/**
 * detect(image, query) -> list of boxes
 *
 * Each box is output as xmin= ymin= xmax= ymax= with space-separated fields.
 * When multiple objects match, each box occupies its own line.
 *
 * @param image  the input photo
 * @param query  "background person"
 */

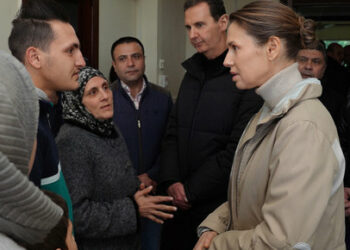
xmin=338 ymin=45 xmax=350 ymax=250
xmin=110 ymin=36 xmax=173 ymax=250
xmin=297 ymin=40 xmax=326 ymax=80
xmin=344 ymin=45 xmax=350 ymax=72
xmin=195 ymin=1 xmax=345 ymax=249
xmin=322 ymin=42 xmax=350 ymax=120
xmin=328 ymin=42 xmax=345 ymax=65
xmin=296 ymin=40 xmax=343 ymax=128
xmin=56 ymin=66 xmax=176 ymax=250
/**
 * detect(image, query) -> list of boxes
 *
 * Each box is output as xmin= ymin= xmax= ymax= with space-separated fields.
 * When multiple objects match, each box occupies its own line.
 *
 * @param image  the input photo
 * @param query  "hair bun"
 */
xmin=298 ymin=16 xmax=316 ymax=49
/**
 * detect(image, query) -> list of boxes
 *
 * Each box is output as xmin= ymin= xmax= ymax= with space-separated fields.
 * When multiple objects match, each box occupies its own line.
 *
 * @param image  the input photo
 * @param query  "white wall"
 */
xmin=99 ymin=0 xmax=136 ymax=78
xmin=99 ymin=0 xmax=187 ymax=98
xmin=158 ymin=0 xmax=186 ymax=98
xmin=99 ymin=0 xmax=161 ymax=86
xmin=0 ymin=0 xmax=21 ymax=52
xmin=135 ymin=0 xmax=159 ymax=84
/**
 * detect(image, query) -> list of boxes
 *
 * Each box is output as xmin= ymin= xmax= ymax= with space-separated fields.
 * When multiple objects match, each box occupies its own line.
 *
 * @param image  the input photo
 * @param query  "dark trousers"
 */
xmin=141 ymin=218 xmax=161 ymax=250
xmin=346 ymin=218 xmax=350 ymax=250
xmin=160 ymin=210 xmax=199 ymax=250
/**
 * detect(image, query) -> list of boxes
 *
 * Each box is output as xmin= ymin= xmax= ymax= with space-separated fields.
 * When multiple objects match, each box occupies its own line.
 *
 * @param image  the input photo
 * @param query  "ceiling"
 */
xmin=284 ymin=0 xmax=350 ymax=39
xmin=291 ymin=0 xmax=350 ymax=21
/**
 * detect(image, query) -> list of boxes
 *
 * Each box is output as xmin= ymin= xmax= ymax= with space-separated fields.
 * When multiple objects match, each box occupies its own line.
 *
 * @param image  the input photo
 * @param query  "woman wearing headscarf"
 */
xmin=56 ymin=66 xmax=176 ymax=250
xmin=0 ymin=51 xmax=63 ymax=248
xmin=194 ymin=1 xmax=345 ymax=250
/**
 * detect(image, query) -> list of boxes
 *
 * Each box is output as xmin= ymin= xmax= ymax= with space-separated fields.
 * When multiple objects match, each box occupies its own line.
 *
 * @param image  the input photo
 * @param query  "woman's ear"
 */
xmin=265 ymin=36 xmax=281 ymax=61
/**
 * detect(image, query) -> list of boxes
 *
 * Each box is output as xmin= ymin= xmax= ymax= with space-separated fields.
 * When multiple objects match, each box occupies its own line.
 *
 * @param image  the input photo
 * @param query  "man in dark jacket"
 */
xmin=324 ymin=43 xmax=349 ymax=106
xmin=158 ymin=1 xmax=263 ymax=249
xmin=8 ymin=0 xmax=86 ymax=223
xmin=110 ymin=36 xmax=173 ymax=250
xmin=296 ymin=41 xmax=337 ymax=124
xmin=345 ymin=45 xmax=350 ymax=73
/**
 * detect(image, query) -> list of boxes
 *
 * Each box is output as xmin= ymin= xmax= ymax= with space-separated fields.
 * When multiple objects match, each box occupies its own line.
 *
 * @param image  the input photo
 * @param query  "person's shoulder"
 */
xmin=182 ymin=52 xmax=204 ymax=71
xmin=56 ymin=123 xmax=93 ymax=145
xmin=148 ymin=82 xmax=171 ymax=97
xmin=281 ymin=98 xmax=337 ymax=139
xmin=110 ymin=79 xmax=120 ymax=92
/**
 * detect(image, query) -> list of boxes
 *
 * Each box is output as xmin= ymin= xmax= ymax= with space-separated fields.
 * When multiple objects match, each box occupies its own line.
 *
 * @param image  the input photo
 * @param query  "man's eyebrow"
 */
xmin=227 ymin=41 xmax=235 ymax=46
xmin=65 ymin=42 xmax=80 ymax=50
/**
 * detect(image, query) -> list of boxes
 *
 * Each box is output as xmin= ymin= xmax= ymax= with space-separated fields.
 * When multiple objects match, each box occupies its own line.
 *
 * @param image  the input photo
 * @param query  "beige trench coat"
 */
xmin=200 ymin=64 xmax=346 ymax=250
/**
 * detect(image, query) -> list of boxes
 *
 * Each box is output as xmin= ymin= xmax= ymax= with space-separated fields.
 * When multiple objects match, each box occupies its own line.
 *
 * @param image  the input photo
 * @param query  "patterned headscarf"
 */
xmin=62 ymin=66 xmax=117 ymax=137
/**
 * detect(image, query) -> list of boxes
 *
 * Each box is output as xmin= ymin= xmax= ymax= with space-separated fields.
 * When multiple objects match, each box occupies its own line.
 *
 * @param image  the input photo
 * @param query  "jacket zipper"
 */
xmin=47 ymin=113 xmax=51 ymax=129
xmin=120 ymin=84 xmax=146 ymax=175
xmin=136 ymin=108 xmax=144 ymax=174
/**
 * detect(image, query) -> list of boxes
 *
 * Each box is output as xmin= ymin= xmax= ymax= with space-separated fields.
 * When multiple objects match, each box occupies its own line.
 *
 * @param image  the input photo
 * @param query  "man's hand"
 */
xmin=193 ymin=231 xmax=217 ymax=250
xmin=134 ymin=185 xmax=177 ymax=224
xmin=167 ymin=182 xmax=191 ymax=210
xmin=138 ymin=173 xmax=157 ymax=193
xmin=344 ymin=187 xmax=350 ymax=217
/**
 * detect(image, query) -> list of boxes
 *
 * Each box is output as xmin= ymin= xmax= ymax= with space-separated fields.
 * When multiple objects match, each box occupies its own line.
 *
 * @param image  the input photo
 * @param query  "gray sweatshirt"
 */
xmin=0 ymin=51 xmax=62 ymax=245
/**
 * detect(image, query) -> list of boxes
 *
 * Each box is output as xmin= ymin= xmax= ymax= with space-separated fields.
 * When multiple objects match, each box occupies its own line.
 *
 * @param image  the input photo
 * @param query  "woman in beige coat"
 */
xmin=194 ymin=1 xmax=345 ymax=249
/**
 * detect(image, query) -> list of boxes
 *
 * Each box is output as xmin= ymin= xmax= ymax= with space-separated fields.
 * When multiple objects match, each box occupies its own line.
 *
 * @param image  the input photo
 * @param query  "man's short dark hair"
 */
xmin=17 ymin=0 xmax=68 ymax=21
xmin=327 ymin=42 xmax=343 ymax=54
xmin=303 ymin=40 xmax=327 ymax=62
xmin=8 ymin=0 xmax=69 ymax=63
xmin=110 ymin=36 xmax=145 ymax=61
xmin=184 ymin=0 xmax=226 ymax=21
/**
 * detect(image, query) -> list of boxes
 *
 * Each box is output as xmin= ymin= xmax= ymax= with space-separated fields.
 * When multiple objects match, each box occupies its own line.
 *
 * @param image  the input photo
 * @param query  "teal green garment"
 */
xmin=41 ymin=170 xmax=74 ymax=224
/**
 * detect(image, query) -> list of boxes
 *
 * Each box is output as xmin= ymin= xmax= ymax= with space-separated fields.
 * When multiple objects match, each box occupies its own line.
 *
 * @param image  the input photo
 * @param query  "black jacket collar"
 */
xmin=182 ymin=50 xmax=229 ymax=81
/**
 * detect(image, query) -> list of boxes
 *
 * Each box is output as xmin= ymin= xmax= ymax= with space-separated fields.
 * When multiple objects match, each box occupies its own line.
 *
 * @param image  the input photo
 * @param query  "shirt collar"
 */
xmin=120 ymin=78 xmax=147 ymax=109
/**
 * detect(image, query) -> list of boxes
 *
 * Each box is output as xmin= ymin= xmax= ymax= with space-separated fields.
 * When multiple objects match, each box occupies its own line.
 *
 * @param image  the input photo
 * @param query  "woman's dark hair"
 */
xmin=25 ymin=190 xmax=69 ymax=250
xmin=229 ymin=0 xmax=316 ymax=59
